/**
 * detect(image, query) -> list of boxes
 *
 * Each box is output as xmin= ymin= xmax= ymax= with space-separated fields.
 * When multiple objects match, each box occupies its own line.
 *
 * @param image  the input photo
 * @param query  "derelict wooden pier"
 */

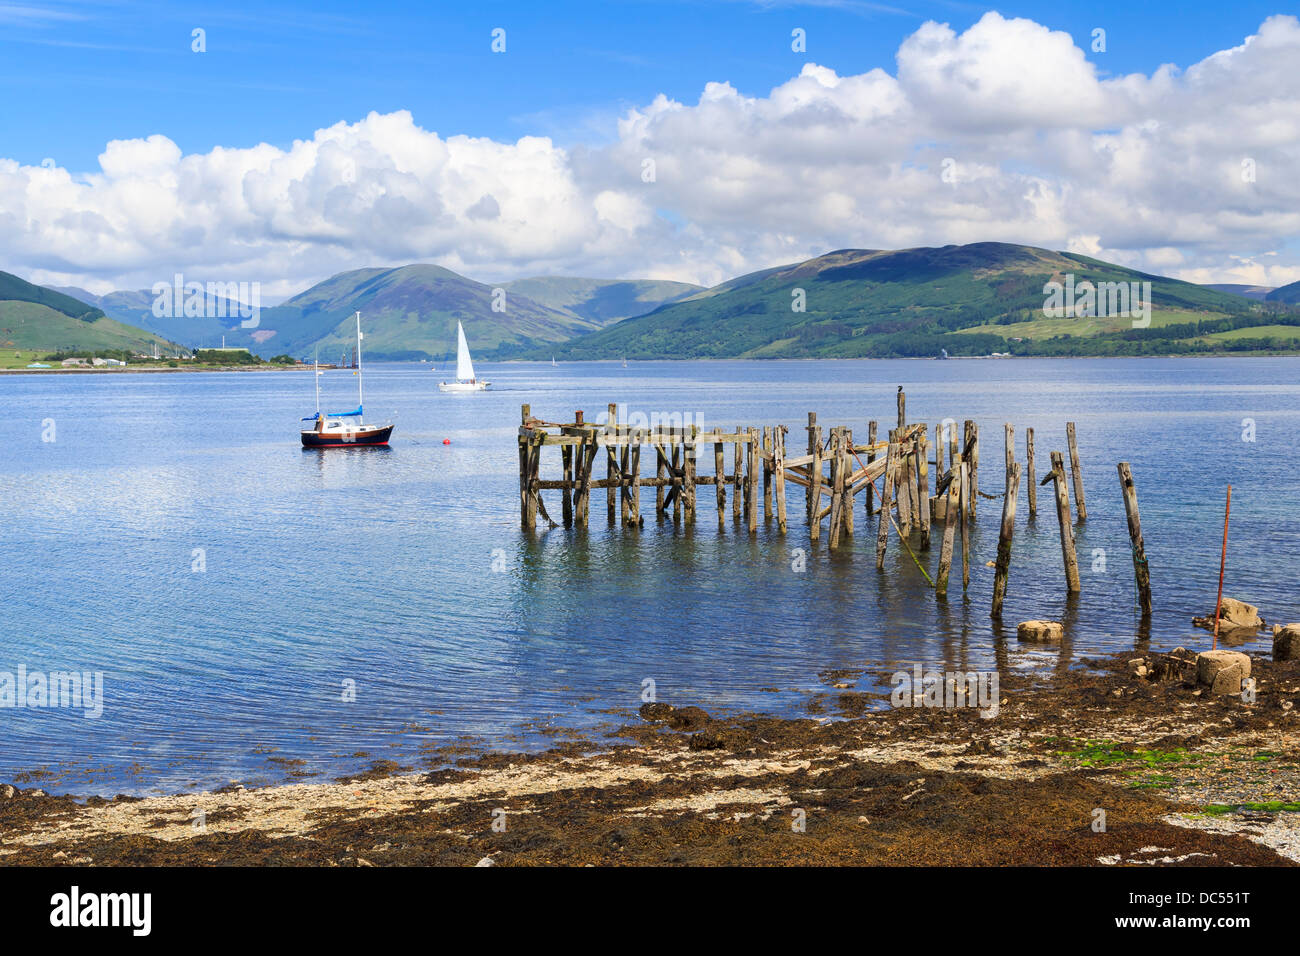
xmin=518 ymin=391 xmax=1152 ymax=617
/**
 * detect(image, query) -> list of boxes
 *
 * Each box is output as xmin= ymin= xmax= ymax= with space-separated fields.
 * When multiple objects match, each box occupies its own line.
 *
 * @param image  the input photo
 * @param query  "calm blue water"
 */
xmin=2 ymin=358 xmax=1297 ymax=795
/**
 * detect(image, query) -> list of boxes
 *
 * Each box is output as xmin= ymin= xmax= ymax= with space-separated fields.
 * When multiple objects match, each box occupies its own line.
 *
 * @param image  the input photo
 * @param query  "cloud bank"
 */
xmin=4 ymin=11 xmax=1300 ymax=296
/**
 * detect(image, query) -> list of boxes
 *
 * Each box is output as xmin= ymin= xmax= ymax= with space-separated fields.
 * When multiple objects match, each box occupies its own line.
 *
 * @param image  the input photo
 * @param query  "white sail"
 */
xmin=455 ymin=321 xmax=475 ymax=381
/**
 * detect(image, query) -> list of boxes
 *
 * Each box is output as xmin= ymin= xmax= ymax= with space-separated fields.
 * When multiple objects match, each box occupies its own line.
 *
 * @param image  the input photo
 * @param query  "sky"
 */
xmin=2 ymin=0 xmax=1298 ymax=298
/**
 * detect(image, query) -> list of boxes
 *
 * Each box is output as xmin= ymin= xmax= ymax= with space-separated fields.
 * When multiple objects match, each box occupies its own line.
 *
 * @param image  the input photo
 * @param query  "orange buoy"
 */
xmin=443 ymin=438 xmax=451 ymax=445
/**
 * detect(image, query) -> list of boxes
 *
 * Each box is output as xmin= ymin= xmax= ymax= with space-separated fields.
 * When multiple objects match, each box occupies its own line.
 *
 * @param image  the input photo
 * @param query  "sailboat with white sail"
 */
xmin=300 ymin=312 xmax=394 ymax=447
xmin=438 ymin=321 xmax=489 ymax=392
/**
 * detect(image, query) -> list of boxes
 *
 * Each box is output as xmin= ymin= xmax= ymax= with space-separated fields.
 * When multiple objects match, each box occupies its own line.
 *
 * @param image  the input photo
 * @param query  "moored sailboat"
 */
xmin=438 ymin=321 xmax=489 ymax=392
xmin=300 ymin=312 xmax=394 ymax=447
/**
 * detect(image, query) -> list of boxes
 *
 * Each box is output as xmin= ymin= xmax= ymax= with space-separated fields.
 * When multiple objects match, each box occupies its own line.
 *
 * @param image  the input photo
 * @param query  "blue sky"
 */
xmin=2 ymin=1 xmax=1298 ymax=294
xmin=1 ymin=0 xmax=1287 ymax=170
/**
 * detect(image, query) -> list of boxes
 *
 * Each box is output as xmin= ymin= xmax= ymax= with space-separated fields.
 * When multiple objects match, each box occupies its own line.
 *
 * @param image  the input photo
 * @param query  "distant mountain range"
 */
xmin=53 ymin=268 xmax=703 ymax=361
xmin=546 ymin=243 xmax=1299 ymax=359
xmin=10 ymin=245 xmax=1300 ymax=362
xmin=1 ymin=271 xmax=181 ymax=359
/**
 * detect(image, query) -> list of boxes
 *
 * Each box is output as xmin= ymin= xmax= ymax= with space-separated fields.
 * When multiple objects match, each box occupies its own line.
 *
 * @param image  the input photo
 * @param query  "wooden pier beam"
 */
xmin=991 ymin=461 xmax=1022 ymax=619
xmin=1117 ymin=462 xmax=1152 ymax=615
xmin=897 ymin=387 xmax=905 ymax=429
xmin=1049 ymin=450 xmax=1081 ymax=592
xmin=1067 ymin=422 xmax=1087 ymax=522
xmin=809 ymin=434 xmax=824 ymax=540
xmin=1025 ymin=426 xmax=1037 ymax=519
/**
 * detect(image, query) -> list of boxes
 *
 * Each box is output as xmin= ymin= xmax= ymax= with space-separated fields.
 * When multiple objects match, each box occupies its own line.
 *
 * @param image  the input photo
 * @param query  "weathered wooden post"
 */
xmin=964 ymin=420 xmax=979 ymax=518
xmin=561 ymin=442 xmax=573 ymax=527
xmin=809 ymin=434 xmax=824 ymax=541
xmin=606 ymin=403 xmax=618 ymax=524
xmin=762 ymin=426 xmax=773 ymax=520
xmin=1067 ymin=422 xmax=1087 ymax=522
xmin=774 ymin=426 xmax=788 ymax=533
xmin=895 ymin=435 xmax=913 ymax=536
xmin=805 ymin=412 xmax=818 ymax=520
xmin=575 ymin=432 xmax=595 ymax=527
xmin=829 ymin=431 xmax=847 ymax=551
xmin=1049 ymin=450 xmax=1081 ymax=592
xmin=842 ymin=427 xmax=854 ymax=537
xmin=875 ymin=442 xmax=897 ymax=569
xmin=733 ymin=427 xmax=744 ymax=523
xmin=866 ymin=420 xmax=877 ymax=515
xmin=991 ymin=462 xmax=1021 ymax=619
xmin=627 ymin=432 xmax=642 ymax=527
xmin=897 ymin=387 xmax=905 ymax=429
xmin=655 ymin=445 xmax=667 ymax=516
xmin=917 ymin=429 xmax=931 ymax=550
xmin=714 ymin=439 xmax=726 ymax=526
xmin=671 ymin=445 xmax=682 ymax=521
xmin=519 ymin=404 xmax=533 ymax=530
xmin=935 ymin=457 xmax=960 ymax=598
xmin=1004 ymin=423 xmax=1014 ymax=492
xmin=1025 ymin=426 xmax=1037 ymax=518
xmin=747 ymin=427 xmax=759 ymax=533
xmin=959 ymin=458 xmax=971 ymax=591
xmin=683 ymin=428 xmax=697 ymax=523
xmin=1117 ymin=462 xmax=1152 ymax=615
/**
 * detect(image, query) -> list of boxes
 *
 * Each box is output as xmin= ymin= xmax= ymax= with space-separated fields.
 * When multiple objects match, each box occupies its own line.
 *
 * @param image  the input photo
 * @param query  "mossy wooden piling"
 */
xmin=1048 ymin=450 xmax=1081 ymax=592
xmin=991 ymin=461 xmax=1021 ymax=619
xmin=1117 ymin=462 xmax=1152 ymax=615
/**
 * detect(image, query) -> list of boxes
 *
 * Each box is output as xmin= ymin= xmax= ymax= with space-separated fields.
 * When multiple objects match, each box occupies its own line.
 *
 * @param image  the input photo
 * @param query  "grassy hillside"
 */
xmin=54 ymin=286 xmax=261 ymax=352
xmin=0 ymin=271 xmax=182 ymax=362
xmin=546 ymin=243 xmax=1278 ymax=360
xmin=501 ymin=277 xmax=702 ymax=326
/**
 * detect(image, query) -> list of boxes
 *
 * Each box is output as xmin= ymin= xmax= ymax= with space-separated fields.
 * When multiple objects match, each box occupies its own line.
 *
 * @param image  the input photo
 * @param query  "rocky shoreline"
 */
xmin=1 ymin=648 xmax=1296 ymax=866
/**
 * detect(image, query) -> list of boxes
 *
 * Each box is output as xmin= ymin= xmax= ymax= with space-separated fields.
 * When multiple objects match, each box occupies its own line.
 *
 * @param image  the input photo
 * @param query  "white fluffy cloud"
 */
xmin=5 ymin=11 xmax=1300 ymax=296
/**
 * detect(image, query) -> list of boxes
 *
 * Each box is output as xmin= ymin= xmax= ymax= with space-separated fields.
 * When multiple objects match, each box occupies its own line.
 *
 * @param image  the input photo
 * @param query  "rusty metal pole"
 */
xmin=1213 ymin=485 xmax=1232 ymax=651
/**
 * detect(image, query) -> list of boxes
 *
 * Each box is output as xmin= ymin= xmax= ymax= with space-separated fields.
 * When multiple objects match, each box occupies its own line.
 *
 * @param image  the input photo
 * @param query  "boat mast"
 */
xmin=355 ymin=311 xmax=363 ymax=410
xmin=314 ymin=347 xmax=320 ymax=414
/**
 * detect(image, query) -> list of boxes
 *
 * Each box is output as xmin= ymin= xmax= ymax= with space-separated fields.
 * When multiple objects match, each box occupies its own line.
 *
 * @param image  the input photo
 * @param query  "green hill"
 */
xmin=546 ymin=243 xmax=1288 ymax=359
xmin=53 ymin=285 xmax=261 ymax=352
xmin=257 ymin=264 xmax=601 ymax=361
xmin=1266 ymin=279 xmax=1300 ymax=305
xmin=0 ymin=271 xmax=182 ymax=362
xmin=500 ymin=277 xmax=703 ymax=326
